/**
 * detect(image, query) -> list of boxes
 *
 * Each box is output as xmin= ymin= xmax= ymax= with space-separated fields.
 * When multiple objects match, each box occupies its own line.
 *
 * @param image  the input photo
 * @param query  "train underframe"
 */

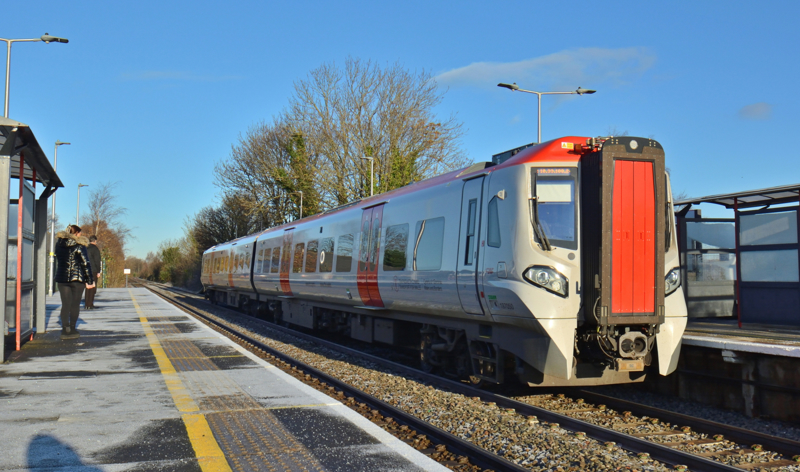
xmin=206 ymin=288 xmax=652 ymax=387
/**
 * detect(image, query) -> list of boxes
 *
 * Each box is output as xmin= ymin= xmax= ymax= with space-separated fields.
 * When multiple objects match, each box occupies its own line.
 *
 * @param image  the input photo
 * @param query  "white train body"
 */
xmin=202 ymin=136 xmax=687 ymax=386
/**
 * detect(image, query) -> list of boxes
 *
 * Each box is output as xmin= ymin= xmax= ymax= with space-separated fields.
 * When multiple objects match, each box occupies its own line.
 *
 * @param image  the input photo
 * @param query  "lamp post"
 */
xmin=359 ymin=156 xmax=374 ymax=196
xmin=497 ymin=83 xmax=596 ymax=144
xmin=291 ymin=191 xmax=303 ymax=220
xmin=48 ymin=141 xmax=70 ymax=296
xmin=76 ymin=183 xmax=88 ymax=225
xmin=1 ymin=33 xmax=69 ymax=118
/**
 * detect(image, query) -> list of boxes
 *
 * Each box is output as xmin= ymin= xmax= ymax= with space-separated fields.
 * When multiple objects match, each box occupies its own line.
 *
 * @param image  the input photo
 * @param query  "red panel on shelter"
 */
xmin=612 ymin=160 xmax=655 ymax=313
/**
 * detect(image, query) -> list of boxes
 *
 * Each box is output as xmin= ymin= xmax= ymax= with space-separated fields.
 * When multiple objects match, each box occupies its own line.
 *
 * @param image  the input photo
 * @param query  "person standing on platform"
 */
xmin=55 ymin=225 xmax=95 ymax=339
xmin=84 ymin=235 xmax=101 ymax=309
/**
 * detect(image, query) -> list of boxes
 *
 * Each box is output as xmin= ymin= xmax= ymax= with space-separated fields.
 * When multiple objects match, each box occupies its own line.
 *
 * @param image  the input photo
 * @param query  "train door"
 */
xmin=280 ymin=229 xmax=294 ymax=296
xmin=357 ymin=205 xmax=385 ymax=307
xmin=457 ymin=177 xmax=485 ymax=315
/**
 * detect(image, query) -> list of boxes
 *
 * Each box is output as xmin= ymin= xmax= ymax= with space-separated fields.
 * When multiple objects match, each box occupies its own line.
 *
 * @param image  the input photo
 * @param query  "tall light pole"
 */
xmin=359 ymin=156 xmax=374 ymax=196
xmin=76 ymin=183 xmax=88 ymax=225
xmin=497 ymin=83 xmax=596 ymax=144
xmin=290 ymin=191 xmax=303 ymax=220
xmin=1 ymin=33 xmax=69 ymax=118
xmin=48 ymin=141 xmax=70 ymax=296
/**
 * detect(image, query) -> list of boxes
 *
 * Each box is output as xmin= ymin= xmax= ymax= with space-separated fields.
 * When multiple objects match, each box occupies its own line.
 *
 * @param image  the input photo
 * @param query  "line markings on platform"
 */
xmin=130 ymin=289 xmax=232 ymax=472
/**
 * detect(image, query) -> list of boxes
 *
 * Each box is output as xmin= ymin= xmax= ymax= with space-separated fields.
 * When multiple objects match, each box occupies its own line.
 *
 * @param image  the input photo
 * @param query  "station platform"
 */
xmin=0 ymin=288 xmax=447 ymax=472
xmin=684 ymin=319 xmax=800 ymax=358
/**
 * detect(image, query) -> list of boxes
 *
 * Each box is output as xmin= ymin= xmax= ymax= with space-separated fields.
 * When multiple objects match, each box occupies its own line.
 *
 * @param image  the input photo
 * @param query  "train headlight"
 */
xmin=665 ymin=268 xmax=681 ymax=296
xmin=524 ymin=266 xmax=568 ymax=298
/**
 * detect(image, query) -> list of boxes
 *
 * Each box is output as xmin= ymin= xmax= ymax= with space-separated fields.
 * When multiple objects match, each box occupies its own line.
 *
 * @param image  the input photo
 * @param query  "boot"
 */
xmin=70 ymin=323 xmax=80 ymax=337
xmin=61 ymin=326 xmax=79 ymax=340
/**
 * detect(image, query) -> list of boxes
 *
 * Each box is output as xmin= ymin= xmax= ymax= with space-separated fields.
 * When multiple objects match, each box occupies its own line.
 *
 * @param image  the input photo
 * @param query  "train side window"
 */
xmin=465 ymin=199 xmax=477 ymax=265
xmin=293 ymin=243 xmax=305 ymax=273
xmin=336 ymin=234 xmax=354 ymax=272
xmin=306 ymin=240 xmax=319 ymax=273
xmin=255 ymin=249 xmax=262 ymax=273
xmin=414 ymin=217 xmax=445 ymax=271
xmin=263 ymin=248 xmax=272 ymax=273
xmin=487 ymin=196 xmax=501 ymax=248
xmin=244 ymin=249 xmax=250 ymax=271
xmin=270 ymin=247 xmax=281 ymax=273
xmin=383 ymin=224 xmax=408 ymax=271
xmin=319 ymin=237 xmax=334 ymax=272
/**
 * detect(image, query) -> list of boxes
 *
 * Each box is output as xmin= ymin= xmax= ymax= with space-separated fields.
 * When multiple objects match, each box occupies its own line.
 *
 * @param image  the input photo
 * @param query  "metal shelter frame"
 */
xmin=675 ymin=184 xmax=800 ymax=327
xmin=0 ymin=117 xmax=63 ymax=359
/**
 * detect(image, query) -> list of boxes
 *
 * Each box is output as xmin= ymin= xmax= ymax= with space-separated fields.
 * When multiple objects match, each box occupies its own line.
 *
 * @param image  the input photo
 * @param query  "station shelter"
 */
xmin=0 ymin=117 xmax=63 ymax=359
xmin=675 ymin=184 xmax=800 ymax=326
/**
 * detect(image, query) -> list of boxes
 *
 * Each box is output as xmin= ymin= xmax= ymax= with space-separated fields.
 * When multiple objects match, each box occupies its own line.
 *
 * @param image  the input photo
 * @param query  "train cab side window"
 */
xmin=263 ymin=248 xmax=272 ymax=273
xmin=383 ymin=224 xmax=409 ymax=271
xmin=319 ymin=237 xmax=334 ymax=272
xmin=413 ymin=217 xmax=445 ymax=271
xmin=270 ymin=247 xmax=281 ymax=273
xmin=293 ymin=243 xmax=305 ymax=273
xmin=487 ymin=197 xmax=501 ymax=248
xmin=336 ymin=234 xmax=354 ymax=272
xmin=306 ymin=240 xmax=319 ymax=273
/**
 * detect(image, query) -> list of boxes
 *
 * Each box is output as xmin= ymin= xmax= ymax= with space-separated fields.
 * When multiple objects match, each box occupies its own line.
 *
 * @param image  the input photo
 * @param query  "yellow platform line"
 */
xmin=130 ymin=289 xmax=232 ymax=472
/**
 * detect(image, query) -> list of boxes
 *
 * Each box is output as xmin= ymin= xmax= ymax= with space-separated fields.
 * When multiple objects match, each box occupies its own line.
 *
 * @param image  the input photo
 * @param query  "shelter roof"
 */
xmin=0 ymin=116 xmax=64 ymax=189
xmin=675 ymin=183 xmax=800 ymax=210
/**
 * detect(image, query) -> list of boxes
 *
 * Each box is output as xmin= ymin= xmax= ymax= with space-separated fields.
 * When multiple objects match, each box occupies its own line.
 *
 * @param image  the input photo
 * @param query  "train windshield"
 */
xmin=532 ymin=168 xmax=577 ymax=250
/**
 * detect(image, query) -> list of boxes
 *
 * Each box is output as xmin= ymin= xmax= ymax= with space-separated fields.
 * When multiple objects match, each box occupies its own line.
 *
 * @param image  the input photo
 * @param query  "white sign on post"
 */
xmin=124 ymin=269 xmax=131 ymax=274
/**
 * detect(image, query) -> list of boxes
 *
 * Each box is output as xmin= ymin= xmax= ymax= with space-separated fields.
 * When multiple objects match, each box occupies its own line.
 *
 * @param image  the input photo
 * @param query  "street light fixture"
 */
xmin=1 ymin=33 xmax=69 ymax=118
xmin=48 ymin=140 xmax=70 ymax=296
xmin=497 ymin=83 xmax=596 ymax=144
xmin=76 ymin=183 xmax=88 ymax=225
xmin=359 ymin=156 xmax=374 ymax=197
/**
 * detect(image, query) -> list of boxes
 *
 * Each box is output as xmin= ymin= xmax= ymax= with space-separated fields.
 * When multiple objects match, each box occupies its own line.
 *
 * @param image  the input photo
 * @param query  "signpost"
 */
xmin=124 ymin=268 xmax=130 ymax=287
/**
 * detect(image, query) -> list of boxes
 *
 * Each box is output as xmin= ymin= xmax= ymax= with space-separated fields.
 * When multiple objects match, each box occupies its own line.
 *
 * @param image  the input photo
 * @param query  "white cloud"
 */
xmin=738 ymin=102 xmax=771 ymax=120
xmin=435 ymin=47 xmax=656 ymax=90
xmin=120 ymin=71 xmax=242 ymax=82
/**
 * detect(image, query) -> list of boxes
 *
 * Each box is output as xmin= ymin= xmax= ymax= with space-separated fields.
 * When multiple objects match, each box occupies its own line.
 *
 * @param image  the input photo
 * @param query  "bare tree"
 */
xmin=81 ymin=182 xmax=131 ymax=287
xmin=287 ymin=57 xmax=468 ymax=205
xmin=215 ymin=120 xmax=317 ymax=226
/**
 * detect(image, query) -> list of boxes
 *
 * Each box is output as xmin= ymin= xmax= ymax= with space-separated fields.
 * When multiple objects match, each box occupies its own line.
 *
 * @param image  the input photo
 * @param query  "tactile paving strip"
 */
xmin=150 ymin=319 xmax=326 ymax=472
xmin=206 ymin=410 xmax=326 ymax=472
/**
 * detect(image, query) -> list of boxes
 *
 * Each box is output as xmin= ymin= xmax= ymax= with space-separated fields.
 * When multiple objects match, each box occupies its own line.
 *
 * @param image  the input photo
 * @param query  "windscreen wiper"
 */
xmin=528 ymin=197 xmax=552 ymax=251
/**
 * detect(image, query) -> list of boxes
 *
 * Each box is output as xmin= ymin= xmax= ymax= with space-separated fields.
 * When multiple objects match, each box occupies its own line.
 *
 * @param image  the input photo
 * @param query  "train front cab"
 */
xmin=480 ymin=137 xmax=686 ymax=387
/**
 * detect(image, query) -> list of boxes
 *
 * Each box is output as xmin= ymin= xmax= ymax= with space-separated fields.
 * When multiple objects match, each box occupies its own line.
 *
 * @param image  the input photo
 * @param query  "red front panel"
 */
xmin=280 ymin=231 xmax=293 ymax=295
xmin=612 ymin=160 xmax=655 ymax=314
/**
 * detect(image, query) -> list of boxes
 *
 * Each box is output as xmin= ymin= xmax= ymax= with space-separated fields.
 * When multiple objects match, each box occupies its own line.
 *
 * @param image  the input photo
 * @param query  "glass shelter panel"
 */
xmin=741 ymin=250 xmax=800 ymax=282
xmin=740 ymin=210 xmax=798 ymax=246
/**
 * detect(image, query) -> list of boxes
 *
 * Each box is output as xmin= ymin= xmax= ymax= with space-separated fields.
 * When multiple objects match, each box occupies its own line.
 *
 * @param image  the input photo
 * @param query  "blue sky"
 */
xmin=6 ymin=1 xmax=799 ymax=258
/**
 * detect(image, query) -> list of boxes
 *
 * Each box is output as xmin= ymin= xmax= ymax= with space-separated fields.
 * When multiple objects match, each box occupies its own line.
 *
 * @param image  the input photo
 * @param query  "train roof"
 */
xmin=204 ymin=136 xmax=603 ymax=253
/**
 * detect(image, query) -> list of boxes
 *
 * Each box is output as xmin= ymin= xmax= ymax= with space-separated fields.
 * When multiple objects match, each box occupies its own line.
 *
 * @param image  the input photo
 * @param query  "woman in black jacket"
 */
xmin=55 ymin=225 xmax=95 ymax=339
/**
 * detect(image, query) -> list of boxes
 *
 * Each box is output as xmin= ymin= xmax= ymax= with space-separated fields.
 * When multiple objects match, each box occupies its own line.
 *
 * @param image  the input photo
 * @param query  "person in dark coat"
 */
xmin=55 ymin=225 xmax=95 ymax=339
xmin=84 ymin=235 xmax=102 ymax=309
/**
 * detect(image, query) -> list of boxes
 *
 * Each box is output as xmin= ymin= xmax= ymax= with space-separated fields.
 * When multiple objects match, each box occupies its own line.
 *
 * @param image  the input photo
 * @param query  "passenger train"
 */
xmin=201 ymin=136 xmax=687 ymax=387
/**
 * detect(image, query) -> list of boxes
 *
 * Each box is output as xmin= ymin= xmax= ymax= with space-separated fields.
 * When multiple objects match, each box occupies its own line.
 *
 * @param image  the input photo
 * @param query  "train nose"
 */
xmin=618 ymin=332 xmax=648 ymax=359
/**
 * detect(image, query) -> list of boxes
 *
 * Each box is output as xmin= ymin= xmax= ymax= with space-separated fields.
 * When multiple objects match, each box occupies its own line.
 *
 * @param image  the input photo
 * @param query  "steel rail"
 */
xmin=574 ymin=389 xmax=800 ymax=459
xmin=144 ymin=284 xmax=530 ymax=472
xmin=147 ymin=283 xmax=746 ymax=472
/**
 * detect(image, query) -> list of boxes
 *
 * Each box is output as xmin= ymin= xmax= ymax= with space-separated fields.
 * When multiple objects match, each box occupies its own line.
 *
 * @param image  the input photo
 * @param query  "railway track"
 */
xmin=139 ymin=281 xmax=800 ymax=471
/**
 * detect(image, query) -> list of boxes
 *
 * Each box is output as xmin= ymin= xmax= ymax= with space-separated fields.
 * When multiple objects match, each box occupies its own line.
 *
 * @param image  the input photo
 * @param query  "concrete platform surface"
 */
xmin=0 ymin=288 xmax=447 ymax=472
xmin=684 ymin=319 xmax=800 ymax=358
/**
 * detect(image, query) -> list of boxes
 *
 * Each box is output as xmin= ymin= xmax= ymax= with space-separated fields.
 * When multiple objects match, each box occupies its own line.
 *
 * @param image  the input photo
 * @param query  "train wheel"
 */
xmin=420 ymin=334 xmax=436 ymax=373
